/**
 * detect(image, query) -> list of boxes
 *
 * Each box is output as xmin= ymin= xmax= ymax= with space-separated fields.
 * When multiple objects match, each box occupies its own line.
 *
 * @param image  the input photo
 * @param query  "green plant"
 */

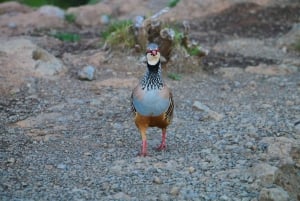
xmin=187 ymin=47 xmax=202 ymax=56
xmin=168 ymin=73 xmax=181 ymax=81
xmin=51 ymin=32 xmax=81 ymax=42
xmin=292 ymin=37 xmax=300 ymax=52
xmin=168 ymin=0 xmax=180 ymax=8
xmin=19 ymin=0 xmax=48 ymax=7
xmin=173 ymin=29 xmax=184 ymax=46
xmin=16 ymin=0 xmax=71 ymax=8
xmin=102 ymin=20 xmax=135 ymax=48
xmin=88 ymin=0 xmax=101 ymax=4
xmin=64 ymin=13 xmax=76 ymax=23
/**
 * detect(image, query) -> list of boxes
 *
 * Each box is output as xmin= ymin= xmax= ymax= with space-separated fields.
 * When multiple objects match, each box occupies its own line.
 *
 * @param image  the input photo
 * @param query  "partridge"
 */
xmin=131 ymin=43 xmax=174 ymax=156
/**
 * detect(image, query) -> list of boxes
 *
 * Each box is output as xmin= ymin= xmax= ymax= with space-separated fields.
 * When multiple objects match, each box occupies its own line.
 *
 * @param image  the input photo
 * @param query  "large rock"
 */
xmin=275 ymin=163 xmax=300 ymax=201
xmin=259 ymin=137 xmax=300 ymax=166
xmin=38 ymin=5 xmax=65 ymax=19
xmin=0 ymin=1 xmax=32 ymax=13
xmin=259 ymin=187 xmax=290 ymax=201
xmin=0 ymin=4 xmax=65 ymax=35
xmin=67 ymin=3 xmax=113 ymax=26
xmin=249 ymin=163 xmax=278 ymax=185
xmin=277 ymin=23 xmax=300 ymax=51
xmin=0 ymin=37 xmax=65 ymax=95
xmin=257 ymin=137 xmax=300 ymax=200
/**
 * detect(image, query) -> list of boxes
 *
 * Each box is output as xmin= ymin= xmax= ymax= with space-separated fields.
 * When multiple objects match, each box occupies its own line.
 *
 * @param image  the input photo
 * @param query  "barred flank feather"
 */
xmin=165 ymin=93 xmax=174 ymax=122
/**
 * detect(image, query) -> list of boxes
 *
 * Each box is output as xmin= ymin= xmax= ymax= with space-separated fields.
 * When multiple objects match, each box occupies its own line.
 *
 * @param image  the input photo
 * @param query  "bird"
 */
xmin=131 ymin=43 xmax=174 ymax=156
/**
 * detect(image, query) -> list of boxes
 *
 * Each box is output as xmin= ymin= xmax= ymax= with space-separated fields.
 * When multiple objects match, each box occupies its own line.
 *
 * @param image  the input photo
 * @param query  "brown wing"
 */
xmin=164 ymin=91 xmax=174 ymax=122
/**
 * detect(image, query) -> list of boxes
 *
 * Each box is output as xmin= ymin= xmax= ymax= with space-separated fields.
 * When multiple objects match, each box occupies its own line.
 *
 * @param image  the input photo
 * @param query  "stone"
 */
xmin=170 ymin=186 xmax=181 ymax=196
xmin=192 ymin=101 xmax=224 ymax=121
xmin=260 ymin=137 xmax=298 ymax=166
xmin=153 ymin=176 xmax=163 ymax=184
xmin=192 ymin=101 xmax=210 ymax=112
xmin=57 ymin=163 xmax=67 ymax=170
xmin=38 ymin=5 xmax=65 ymax=19
xmin=33 ymin=48 xmax=66 ymax=76
xmin=0 ymin=8 xmax=65 ymax=35
xmin=78 ymin=65 xmax=96 ymax=81
xmin=100 ymin=14 xmax=110 ymax=25
xmin=7 ymin=158 xmax=16 ymax=164
xmin=277 ymin=23 xmax=300 ymax=50
xmin=250 ymin=163 xmax=278 ymax=185
xmin=258 ymin=187 xmax=290 ymax=201
xmin=274 ymin=164 xmax=300 ymax=200
xmin=67 ymin=3 xmax=113 ymax=26
xmin=188 ymin=166 xmax=196 ymax=174
xmin=7 ymin=22 xmax=17 ymax=29
xmin=0 ymin=1 xmax=31 ymax=14
xmin=0 ymin=38 xmax=65 ymax=95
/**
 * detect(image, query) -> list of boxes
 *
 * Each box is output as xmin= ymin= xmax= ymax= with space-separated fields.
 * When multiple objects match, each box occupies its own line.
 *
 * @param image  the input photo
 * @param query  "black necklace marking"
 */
xmin=141 ymin=61 xmax=164 ymax=90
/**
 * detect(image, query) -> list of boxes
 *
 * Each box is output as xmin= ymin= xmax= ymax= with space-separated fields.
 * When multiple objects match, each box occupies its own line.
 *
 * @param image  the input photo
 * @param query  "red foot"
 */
xmin=156 ymin=129 xmax=167 ymax=151
xmin=156 ymin=143 xmax=167 ymax=151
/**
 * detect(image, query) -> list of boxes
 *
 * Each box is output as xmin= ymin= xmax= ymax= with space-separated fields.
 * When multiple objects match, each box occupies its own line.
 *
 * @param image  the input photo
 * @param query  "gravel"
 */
xmin=1 ymin=69 xmax=299 ymax=200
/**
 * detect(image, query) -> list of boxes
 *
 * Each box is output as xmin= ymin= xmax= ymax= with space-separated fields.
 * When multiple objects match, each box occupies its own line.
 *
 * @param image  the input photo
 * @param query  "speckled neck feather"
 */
xmin=141 ymin=61 xmax=163 ymax=90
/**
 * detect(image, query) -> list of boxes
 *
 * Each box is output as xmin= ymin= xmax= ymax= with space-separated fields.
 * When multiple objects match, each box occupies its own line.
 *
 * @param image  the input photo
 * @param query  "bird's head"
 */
xmin=146 ymin=43 xmax=160 ymax=66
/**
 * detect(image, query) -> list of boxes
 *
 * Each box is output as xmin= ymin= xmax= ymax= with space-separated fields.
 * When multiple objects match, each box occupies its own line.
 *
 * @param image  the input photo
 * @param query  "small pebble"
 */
xmin=188 ymin=166 xmax=196 ymax=174
xmin=57 ymin=163 xmax=67 ymax=170
xmin=170 ymin=186 xmax=181 ymax=196
xmin=101 ymin=15 xmax=110 ymax=25
xmin=7 ymin=22 xmax=17 ymax=29
xmin=7 ymin=158 xmax=16 ymax=164
xmin=84 ymin=152 xmax=92 ymax=156
xmin=153 ymin=176 xmax=163 ymax=184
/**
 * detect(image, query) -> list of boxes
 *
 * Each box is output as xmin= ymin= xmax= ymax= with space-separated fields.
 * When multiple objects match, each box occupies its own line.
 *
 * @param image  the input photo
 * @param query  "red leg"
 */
xmin=156 ymin=128 xmax=167 ymax=151
xmin=138 ymin=140 xmax=148 ymax=156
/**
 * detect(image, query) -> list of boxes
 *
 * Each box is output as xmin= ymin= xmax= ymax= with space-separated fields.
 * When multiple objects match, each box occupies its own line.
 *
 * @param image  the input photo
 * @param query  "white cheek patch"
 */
xmin=147 ymin=53 xmax=160 ymax=65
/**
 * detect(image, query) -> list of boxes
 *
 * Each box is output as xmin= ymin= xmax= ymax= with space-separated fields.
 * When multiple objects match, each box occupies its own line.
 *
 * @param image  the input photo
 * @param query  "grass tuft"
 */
xmin=168 ymin=0 xmax=180 ymax=8
xmin=292 ymin=37 xmax=300 ymax=52
xmin=102 ymin=20 xmax=135 ymax=49
xmin=168 ymin=73 xmax=181 ymax=80
xmin=64 ymin=13 xmax=76 ymax=23
xmin=187 ymin=47 xmax=202 ymax=56
xmin=88 ymin=0 xmax=102 ymax=5
xmin=51 ymin=32 xmax=80 ymax=42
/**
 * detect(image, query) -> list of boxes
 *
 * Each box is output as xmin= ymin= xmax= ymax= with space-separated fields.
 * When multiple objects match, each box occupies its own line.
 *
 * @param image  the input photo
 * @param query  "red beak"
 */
xmin=147 ymin=49 xmax=158 ymax=56
xmin=151 ymin=50 xmax=157 ymax=56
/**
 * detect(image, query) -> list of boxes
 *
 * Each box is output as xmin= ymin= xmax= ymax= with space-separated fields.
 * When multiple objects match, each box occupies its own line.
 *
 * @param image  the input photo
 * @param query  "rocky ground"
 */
xmin=0 ymin=0 xmax=300 ymax=201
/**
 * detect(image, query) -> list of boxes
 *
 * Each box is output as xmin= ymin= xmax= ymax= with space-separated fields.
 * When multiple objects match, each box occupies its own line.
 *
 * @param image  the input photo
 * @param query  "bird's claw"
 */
xmin=156 ymin=144 xmax=167 ymax=151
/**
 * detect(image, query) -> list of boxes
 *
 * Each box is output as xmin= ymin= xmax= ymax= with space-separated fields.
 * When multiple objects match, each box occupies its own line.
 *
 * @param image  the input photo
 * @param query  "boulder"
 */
xmin=259 ymin=187 xmax=290 ymax=201
xmin=0 ymin=37 xmax=65 ymax=95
